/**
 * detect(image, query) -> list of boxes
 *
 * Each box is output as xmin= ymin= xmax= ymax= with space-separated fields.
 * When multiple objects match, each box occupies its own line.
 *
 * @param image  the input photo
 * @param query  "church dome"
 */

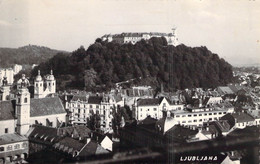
xmin=35 ymin=70 xmax=42 ymax=81
xmin=46 ymin=70 xmax=55 ymax=81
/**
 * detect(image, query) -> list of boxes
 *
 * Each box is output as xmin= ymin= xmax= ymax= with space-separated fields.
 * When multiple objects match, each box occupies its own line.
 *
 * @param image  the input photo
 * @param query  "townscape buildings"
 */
xmin=1 ymin=55 xmax=260 ymax=163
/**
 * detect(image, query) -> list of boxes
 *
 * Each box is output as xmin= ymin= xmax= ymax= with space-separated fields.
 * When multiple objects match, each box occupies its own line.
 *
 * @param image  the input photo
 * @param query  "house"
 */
xmin=0 ymin=133 xmax=28 ymax=164
xmin=220 ymin=112 xmax=255 ymax=129
xmin=92 ymin=132 xmax=113 ymax=151
xmin=53 ymin=137 xmax=109 ymax=159
xmin=133 ymin=97 xmax=184 ymax=121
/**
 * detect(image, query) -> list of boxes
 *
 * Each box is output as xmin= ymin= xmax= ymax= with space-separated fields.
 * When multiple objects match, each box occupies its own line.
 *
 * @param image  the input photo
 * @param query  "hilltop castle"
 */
xmin=101 ymin=28 xmax=179 ymax=46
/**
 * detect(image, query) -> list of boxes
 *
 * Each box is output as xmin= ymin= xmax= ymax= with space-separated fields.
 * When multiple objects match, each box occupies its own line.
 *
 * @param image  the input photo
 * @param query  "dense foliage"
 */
xmin=31 ymin=37 xmax=233 ymax=91
xmin=0 ymin=45 xmax=68 ymax=67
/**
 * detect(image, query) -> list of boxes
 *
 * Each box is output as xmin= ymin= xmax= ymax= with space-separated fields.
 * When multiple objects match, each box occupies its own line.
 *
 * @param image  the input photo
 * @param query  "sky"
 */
xmin=0 ymin=0 xmax=259 ymax=66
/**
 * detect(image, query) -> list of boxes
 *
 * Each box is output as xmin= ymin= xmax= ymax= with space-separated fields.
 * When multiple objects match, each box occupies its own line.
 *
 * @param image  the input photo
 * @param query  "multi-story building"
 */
xmin=66 ymin=94 xmax=124 ymax=133
xmin=134 ymin=96 xmax=234 ymax=127
xmin=101 ymin=28 xmax=179 ymax=46
xmin=133 ymin=97 xmax=184 ymax=121
xmin=0 ymin=133 xmax=28 ymax=164
xmin=171 ymin=104 xmax=234 ymax=127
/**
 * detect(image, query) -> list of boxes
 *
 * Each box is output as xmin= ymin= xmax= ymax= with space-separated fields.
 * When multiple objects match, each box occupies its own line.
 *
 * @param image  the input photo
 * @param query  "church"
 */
xmin=0 ymin=70 xmax=67 ymax=136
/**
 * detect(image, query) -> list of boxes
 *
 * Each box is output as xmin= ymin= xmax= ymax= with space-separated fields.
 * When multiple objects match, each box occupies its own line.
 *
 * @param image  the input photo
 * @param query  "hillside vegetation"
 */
xmin=0 ymin=45 xmax=69 ymax=68
xmin=31 ymin=37 xmax=233 ymax=91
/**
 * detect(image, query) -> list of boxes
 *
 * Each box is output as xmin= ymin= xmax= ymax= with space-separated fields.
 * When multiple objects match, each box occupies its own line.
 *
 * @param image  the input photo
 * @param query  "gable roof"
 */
xmin=220 ymin=112 xmax=255 ymax=125
xmin=78 ymin=141 xmax=109 ymax=157
xmin=137 ymin=97 xmax=165 ymax=106
xmin=217 ymin=86 xmax=234 ymax=95
xmin=0 ymin=100 xmax=15 ymax=120
xmin=28 ymin=125 xmax=61 ymax=144
xmin=30 ymin=97 xmax=66 ymax=117
xmin=164 ymin=125 xmax=198 ymax=141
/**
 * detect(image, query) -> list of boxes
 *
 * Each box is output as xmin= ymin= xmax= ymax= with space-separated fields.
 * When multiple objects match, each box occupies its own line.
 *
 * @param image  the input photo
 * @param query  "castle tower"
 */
xmin=46 ymin=70 xmax=56 ymax=96
xmin=34 ymin=70 xmax=44 ymax=98
xmin=0 ymin=77 xmax=10 ymax=101
xmin=16 ymin=79 xmax=30 ymax=135
xmin=170 ymin=27 xmax=179 ymax=46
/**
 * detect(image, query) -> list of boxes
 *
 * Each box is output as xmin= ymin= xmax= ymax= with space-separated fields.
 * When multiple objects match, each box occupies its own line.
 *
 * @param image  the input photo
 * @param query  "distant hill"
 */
xmin=32 ymin=37 xmax=233 ymax=91
xmin=0 ymin=45 xmax=70 ymax=68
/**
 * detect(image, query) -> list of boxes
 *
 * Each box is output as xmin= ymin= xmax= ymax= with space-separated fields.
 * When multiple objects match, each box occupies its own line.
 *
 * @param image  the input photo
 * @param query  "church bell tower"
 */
xmin=16 ymin=79 xmax=30 ymax=135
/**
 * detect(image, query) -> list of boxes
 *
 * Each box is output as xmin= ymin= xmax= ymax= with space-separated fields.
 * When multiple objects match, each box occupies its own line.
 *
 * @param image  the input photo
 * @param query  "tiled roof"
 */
xmin=221 ymin=112 xmax=255 ymax=125
xmin=28 ymin=125 xmax=61 ymax=144
xmin=164 ymin=125 xmax=198 ymax=141
xmin=137 ymin=97 xmax=165 ymax=106
xmin=30 ymin=97 xmax=66 ymax=117
xmin=58 ymin=125 xmax=91 ymax=139
xmin=79 ymin=141 xmax=109 ymax=157
xmin=0 ymin=133 xmax=28 ymax=145
xmin=218 ymin=86 xmax=234 ymax=95
xmin=88 ymin=96 xmax=103 ymax=104
xmin=0 ymin=100 xmax=15 ymax=120
xmin=56 ymin=137 xmax=85 ymax=151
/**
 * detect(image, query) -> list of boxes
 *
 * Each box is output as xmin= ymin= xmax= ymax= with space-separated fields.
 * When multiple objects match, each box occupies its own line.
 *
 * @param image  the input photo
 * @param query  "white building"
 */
xmin=13 ymin=64 xmax=23 ymax=75
xmin=101 ymin=28 xmax=179 ymax=46
xmin=66 ymin=94 xmax=124 ymax=133
xmin=133 ymin=97 xmax=184 ymax=121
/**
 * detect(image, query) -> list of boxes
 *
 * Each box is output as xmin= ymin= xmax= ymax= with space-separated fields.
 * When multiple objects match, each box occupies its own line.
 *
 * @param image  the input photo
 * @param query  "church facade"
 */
xmin=0 ymin=70 xmax=66 ymax=136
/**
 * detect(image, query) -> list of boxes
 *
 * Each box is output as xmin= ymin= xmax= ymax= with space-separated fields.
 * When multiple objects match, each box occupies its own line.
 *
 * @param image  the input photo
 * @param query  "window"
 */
xmin=140 ymin=108 xmax=142 ymax=111
xmin=199 ymin=114 xmax=202 ymax=116
xmin=0 ymin=147 xmax=4 ymax=152
xmin=209 ymin=113 xmax=212 ymax=115
xmin=14 ymin=144 xmax=20 ymax=150
xmin=90 ymin=105 xmax=92 ymax=108
xmin=199 ymin=119 xmax=202 ymax=122
xmin=36 ymin=83 xmax=38 ymax=87
xmin=219 ymin=112 xmax=222 ymax=114
xmin=194 ymin=120 xmax=197 ymax=122
xmin=18 ymin=98 xmax=21 ymax=103
xmin=188 ymin=115 xmax=192 ymax=117
xmin=214 ymin=113 xmax=217 ymax=115
xmin=188 ymin=120 xmax=192 ymax=123
xmin=5 ymin=128 xmax=8 ymax=133
xmin=176 ymin=115 xmax=180 ymax=118
xmin=22 ymin=142 xmax=28 ymax=148
xmin=182 ymin=115 xmax=186 ymax=117
xmin=182 ymin=121 xmax=186 ymax=123
xmin=78 ymin=109 xmax=80 ymax=113
xmin=96 ymin=105 xmax=99 ymax=108
xmin=24 ymin=97 xmax=27 ymax=103
xmin=49 ymin=83 xmax=51 ymax=86
xmin=194 ymin=114 xmax=197 ymax=117
xmin=223 ymin=112 xmax=227 ymax=114
xmin=204 ymin=113 xmax=207 ymax=116
xmin=154 ymin=108 xmax=157 ymax=111
xmin=7 ymin=145 xmax=12 ymax=151
xmin=147 ymin=109 xmax=149 ymax=111
xmin=209 ymin=118 xmax=212 ymax=121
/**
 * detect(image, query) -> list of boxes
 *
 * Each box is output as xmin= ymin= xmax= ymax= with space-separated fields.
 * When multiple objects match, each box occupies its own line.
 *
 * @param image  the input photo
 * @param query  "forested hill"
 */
xmin=0 ymin=45 xmax=69 ymax=67
xmin=31 ymin=37 xmax=233 ymax=91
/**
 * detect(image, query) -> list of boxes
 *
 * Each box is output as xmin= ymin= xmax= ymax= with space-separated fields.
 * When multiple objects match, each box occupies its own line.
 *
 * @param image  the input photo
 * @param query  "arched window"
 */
xmin=24 ymin=97 xmax=27 ymax=103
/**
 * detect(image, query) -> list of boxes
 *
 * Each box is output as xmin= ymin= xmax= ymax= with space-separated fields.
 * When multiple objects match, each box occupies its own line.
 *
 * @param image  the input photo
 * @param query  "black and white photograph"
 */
xmin=0 ymin=0 xmax=260 ymax=163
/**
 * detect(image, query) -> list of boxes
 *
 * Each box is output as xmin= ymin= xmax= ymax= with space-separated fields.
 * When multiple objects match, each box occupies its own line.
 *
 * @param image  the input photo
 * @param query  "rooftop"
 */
xmin=0 ymin=133 xmax=28 ymax=145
